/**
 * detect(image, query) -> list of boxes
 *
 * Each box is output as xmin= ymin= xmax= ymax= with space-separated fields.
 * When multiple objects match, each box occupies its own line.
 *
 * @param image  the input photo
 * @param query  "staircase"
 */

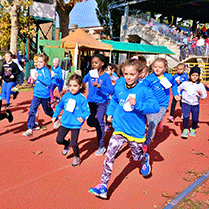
xmin=120 ymin=16 xmax=180 ymax=68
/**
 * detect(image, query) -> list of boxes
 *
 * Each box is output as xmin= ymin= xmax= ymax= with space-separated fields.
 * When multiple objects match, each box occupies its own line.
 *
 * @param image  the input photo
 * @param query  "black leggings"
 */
xmin=56 ymin=126 xmax=80 ymax=157
xmin=170 ymin=96 xmax=182 ymax=117
xmin=0 ymin=100 xmax=7 ymax=120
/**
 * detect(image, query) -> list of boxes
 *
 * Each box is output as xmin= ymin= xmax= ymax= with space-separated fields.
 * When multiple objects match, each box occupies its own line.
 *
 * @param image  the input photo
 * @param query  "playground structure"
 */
xmin=24 ymin=0 xmax=57 ymax=78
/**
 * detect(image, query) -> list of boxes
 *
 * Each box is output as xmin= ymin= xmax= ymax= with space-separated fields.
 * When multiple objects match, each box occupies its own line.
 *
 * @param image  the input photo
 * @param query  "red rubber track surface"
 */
xmin=0 ymin=91 xmax=208 ymax=208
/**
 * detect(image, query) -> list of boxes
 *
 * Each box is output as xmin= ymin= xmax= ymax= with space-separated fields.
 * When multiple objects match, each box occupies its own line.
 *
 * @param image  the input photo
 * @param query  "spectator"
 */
xmin=61 ymin=51 xmax=72 ymax=88
xmin=205 ymin=36 xmax=209 ymax=56
xmin=16 ymin=50 xmax=29 ymax=85
xmin=196 ymin=36 xmax=205 ymax=55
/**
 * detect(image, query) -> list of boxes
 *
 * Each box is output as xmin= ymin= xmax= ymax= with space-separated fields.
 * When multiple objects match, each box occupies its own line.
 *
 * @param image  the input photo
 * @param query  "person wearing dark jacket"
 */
xmin=16 ymin=50 xmax=29 ymax=85
xmin=61 ymin=52 xmax=71 ymax=88
xmin=0 ymin=52 xmax=19 ymax=108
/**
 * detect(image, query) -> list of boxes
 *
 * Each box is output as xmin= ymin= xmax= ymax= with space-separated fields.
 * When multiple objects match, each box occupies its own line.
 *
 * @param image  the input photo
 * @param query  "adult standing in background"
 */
xmin=16 ymin=50 xmax=29 ymax=86
xmin=61 ymin=51 xmax=72 ymax=89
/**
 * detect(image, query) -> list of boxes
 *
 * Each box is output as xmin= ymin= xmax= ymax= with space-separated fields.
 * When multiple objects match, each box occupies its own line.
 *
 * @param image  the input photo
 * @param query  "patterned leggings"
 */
xmin=101 ymin=134 xmax=144 ymax=187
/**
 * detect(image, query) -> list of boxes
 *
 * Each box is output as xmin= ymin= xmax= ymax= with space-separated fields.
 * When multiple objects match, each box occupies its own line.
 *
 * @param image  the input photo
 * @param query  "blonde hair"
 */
xmin=123 ymin=58 xmax=144 ymax=74
xmin=151 ymin=58 xmax=168 ymax=72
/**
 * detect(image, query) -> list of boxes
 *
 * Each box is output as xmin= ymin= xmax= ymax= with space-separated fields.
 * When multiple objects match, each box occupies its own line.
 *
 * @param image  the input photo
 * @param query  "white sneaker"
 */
xmin=62 ymin=145 xmax=70 ymax=156
xmin=12 ymin=87 xmax=18 ymax=91
xmin=23 ymin=129 xmax=33 ymax=137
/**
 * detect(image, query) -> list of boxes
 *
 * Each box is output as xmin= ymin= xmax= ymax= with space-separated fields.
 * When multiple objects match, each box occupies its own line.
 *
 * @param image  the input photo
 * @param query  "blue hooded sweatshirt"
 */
xmin=142 ymin=73 xmax=179 ymax=108
xmin=83 ymin=72 xmax=114 ymax=103
xmin=51 ymin=65 xmax=63 ymax=87
xmin=53 ymin=92 xmax=90 ymax=129
xmin=107 ymin=77 xmax=160 ymax=142
xmin=34 ymin=66 xmax=52 ymax=98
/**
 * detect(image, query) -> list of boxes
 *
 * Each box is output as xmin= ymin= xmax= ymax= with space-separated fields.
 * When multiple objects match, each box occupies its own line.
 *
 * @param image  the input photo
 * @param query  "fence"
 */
xmin=169 ymin=62 xmax=209 ymax=83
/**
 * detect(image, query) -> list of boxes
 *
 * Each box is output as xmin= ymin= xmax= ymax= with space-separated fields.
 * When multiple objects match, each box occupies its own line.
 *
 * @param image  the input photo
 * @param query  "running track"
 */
xmin=0 ymin=91 xmax=208 ymax=208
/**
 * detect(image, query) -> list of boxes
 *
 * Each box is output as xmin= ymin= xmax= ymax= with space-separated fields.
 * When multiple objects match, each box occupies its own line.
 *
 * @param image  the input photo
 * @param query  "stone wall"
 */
xmin=120 ymin=16 xmax=180 ymax=68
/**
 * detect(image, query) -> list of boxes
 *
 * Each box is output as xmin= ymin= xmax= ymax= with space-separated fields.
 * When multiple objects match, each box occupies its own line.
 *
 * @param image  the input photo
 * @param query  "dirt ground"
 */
xmin=0 ymin=90 xmax=208 ymax=209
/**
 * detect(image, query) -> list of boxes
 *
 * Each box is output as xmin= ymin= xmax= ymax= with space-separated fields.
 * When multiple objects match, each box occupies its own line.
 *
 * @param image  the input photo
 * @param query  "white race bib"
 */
xmin=30 ymin=69 xmax=37 ymax=80
xmin=89 ymin=69 xmax=99 ymax=78
xmin=66 ymin=98 xmax=76 ymax=113
xmin=175 ymin=76 xmax=180 ymax=81
xmin=123 ymin=94 xmax=136 ymax=112
xmin=160 ymin=77 xmax=172 ymax=89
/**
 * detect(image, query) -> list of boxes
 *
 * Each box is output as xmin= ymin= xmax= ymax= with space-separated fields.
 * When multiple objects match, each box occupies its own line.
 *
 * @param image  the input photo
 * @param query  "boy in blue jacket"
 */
xmin=23 ymin=54 xmax=54 ymax=137
xmin=168 ymin=63 xmax=188 ymax=122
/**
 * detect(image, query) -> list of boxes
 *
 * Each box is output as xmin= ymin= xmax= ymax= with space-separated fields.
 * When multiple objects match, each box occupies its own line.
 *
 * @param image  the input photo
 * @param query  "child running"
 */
xmin=23 ymin=54 xmax=54 ymax=137
xmin=52 ymin=74 xmax=90 ymax=167
xmin=83 ymin=53 xmax=114 ymax=156
xmin=88 ymin=58 xmax=160 ymax=199
xmin=179 ymin=66 xmax=207 ymax=139
xmin=50 ymin=58 xmax=63 ymax=107
xmin=168 ymin=63 xmax=188 ymax=122
xmin=0 ymin=52 xmax=20 ymax=108
xmin=142 ymin=58 xmax=181 ymax=152
xmin=28 ymin=55 xmax=41 ymax=130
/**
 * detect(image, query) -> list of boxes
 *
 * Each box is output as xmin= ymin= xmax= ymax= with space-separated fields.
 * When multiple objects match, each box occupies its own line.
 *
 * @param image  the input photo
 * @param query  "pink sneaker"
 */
xmin=156 ymin=120 xmax=163 ymax=132
xmin=167 ymin=116 xmax=174 ymax=123
xmin=142 ymin=144 xmax=148 ymax=153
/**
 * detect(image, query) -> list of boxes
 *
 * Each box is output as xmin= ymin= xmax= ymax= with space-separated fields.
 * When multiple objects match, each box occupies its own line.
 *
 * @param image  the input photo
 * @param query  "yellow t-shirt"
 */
xmin=113 ymin=131 xmax=146 ymax=143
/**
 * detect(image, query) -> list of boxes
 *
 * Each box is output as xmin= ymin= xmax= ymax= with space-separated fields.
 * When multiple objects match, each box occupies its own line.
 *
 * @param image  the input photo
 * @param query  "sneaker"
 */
xmin=142 ymin=144 xmax=148 ymax=153
xmin=168 ymin=116 xmax=174 ymax=123
xmin=88 ymin=184 xmax=107 ymax=199
xmin=95 ymin=147 xmax=106 ymax=156
xmin=13 ymin=91 xmax=19 ymax=100
xmin=5 ymin=103 xmax=10 ymax=109
xmin=181 ymin=129 xmax=189 ymax=139
xmin=22 ymin=129 xmax=33 ymax=137
xmin=33 ymin=123 xmax=40 ymax=130
xmin=11 ymin=87 xmax=18 ymax=91
xmin=5 ymin=109 xmax=13 ymax=122
xmin=141 ymin=153 xmax=151 ymax=176
xmin=156 ymin=120 xmax=163 ymax=132
xmin=62 ymin=145 xmax=70 ymax=156
xmin=53 ymin=118 xmax=61 ymax=129
xmin=72 ymin=156 xmax=81 ymax=167
xmin=189 ymin=128 xmax=196 ymax=137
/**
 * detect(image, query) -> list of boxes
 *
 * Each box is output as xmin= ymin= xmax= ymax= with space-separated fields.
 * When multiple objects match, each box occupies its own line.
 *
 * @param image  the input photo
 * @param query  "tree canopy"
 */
xmin=0 ymin=0 xmax=35 ymax=53
xmin=95 ymin=0 xmax=123 ymax=40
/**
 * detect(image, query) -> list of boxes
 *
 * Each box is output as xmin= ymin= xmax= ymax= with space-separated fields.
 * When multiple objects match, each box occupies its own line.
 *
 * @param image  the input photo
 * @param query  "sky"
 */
xmin=56 ymin=0 xmax=101 ymax=28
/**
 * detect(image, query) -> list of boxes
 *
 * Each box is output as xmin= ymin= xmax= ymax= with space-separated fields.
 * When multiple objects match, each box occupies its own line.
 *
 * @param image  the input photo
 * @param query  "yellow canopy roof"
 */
xmin=61 ymin=28 xmax=112 ymax=51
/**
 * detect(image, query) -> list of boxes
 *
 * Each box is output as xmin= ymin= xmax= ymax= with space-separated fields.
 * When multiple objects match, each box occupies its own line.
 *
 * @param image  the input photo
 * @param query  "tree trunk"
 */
xmin=56 ymin=0 xmax=75 ymax=38
xmin=57 ymin=9 xmax=70 ymax=38
xmin=10 ymin=7 xmax=19 ymax=53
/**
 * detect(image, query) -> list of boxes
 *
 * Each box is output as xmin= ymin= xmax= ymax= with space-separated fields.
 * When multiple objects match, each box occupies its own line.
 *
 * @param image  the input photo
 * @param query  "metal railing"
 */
xmin=169 ymin=62 xmax=209 ymax=83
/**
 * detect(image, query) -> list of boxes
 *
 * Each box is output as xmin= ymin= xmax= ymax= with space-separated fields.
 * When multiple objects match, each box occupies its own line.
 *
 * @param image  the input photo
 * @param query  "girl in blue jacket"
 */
xmin=23 ymin=54 xmax=54 ymax=137
xmin=52 ymin=74 xmax=90 ymax=167
xmin=83 ymin=53 xmax=114 ymax=156
xmin=50 ymin=58 xmax=63 ymax=107
xmin=89 ymin=58 xmax=160 ymax=199
xmin=142 ymin=58 xmax=181 ymax=152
